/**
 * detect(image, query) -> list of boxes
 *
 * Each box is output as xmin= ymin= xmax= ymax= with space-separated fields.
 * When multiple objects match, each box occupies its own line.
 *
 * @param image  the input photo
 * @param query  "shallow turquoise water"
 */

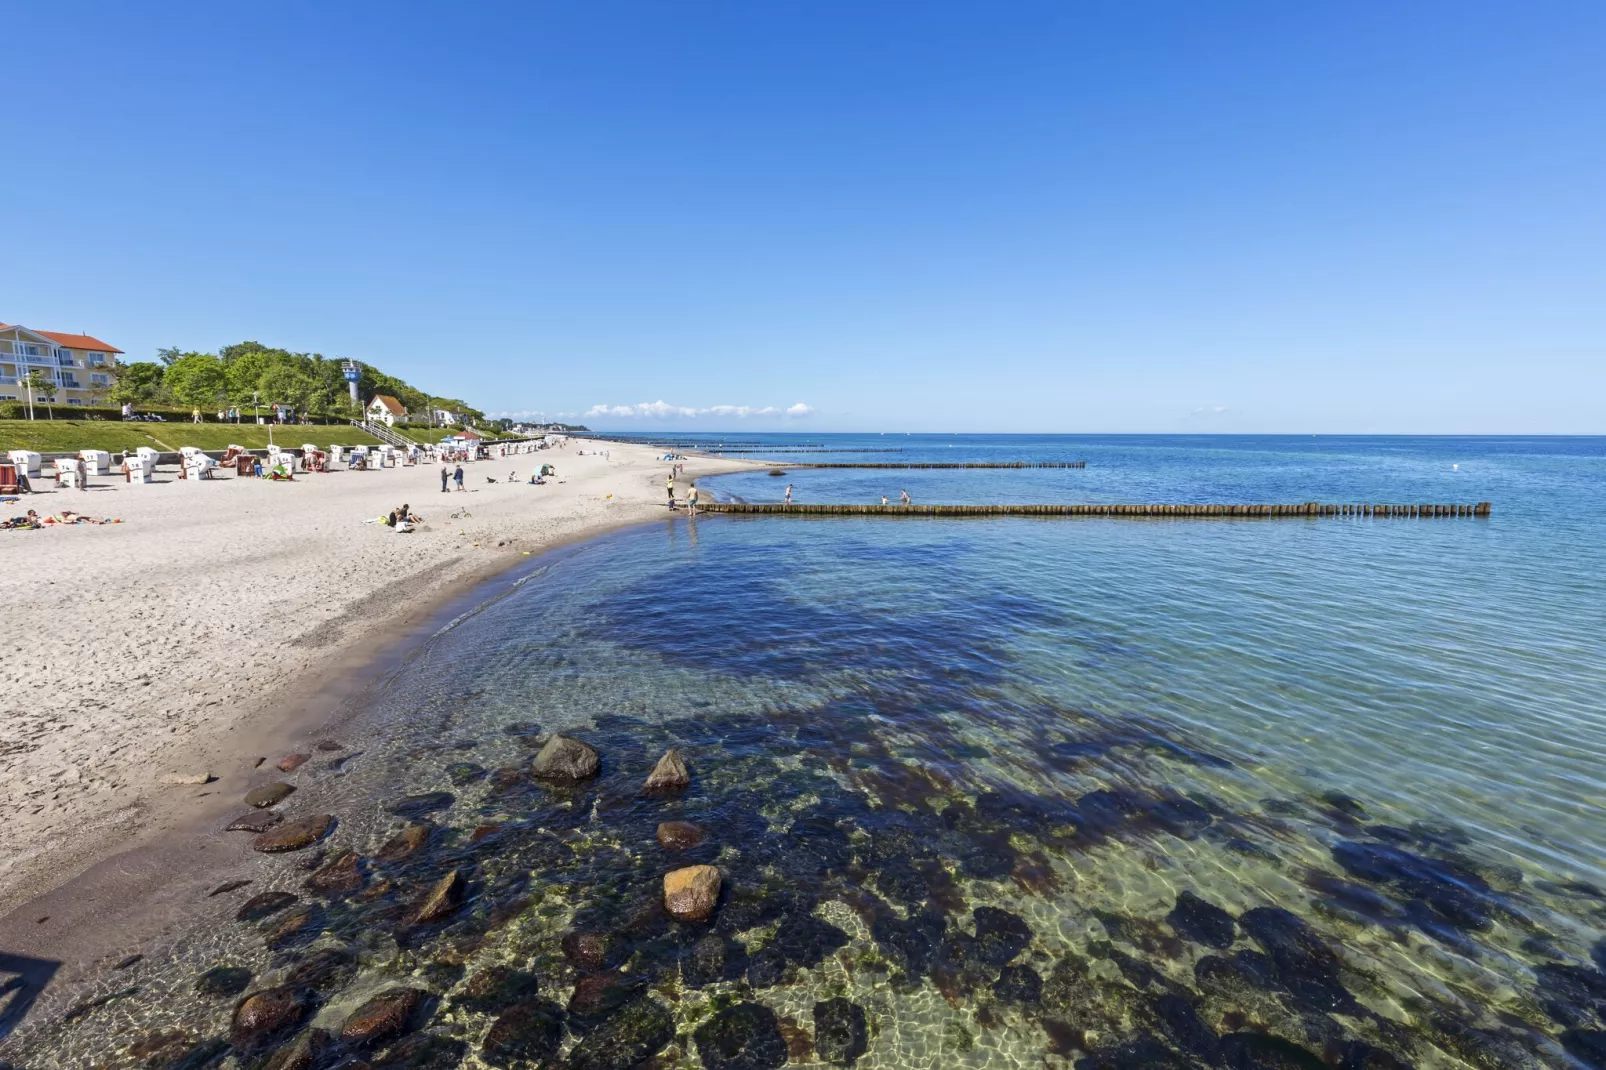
xmin=9 ymin=435 xmax=1606 ymax=1069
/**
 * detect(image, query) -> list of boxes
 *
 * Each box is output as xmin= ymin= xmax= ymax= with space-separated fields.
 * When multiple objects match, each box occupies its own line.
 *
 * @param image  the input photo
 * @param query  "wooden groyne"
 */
xmin=703 ymin=502 xmax=1492 ymax=518
xmin=788 ymin=461 xmax=1087 ymax=470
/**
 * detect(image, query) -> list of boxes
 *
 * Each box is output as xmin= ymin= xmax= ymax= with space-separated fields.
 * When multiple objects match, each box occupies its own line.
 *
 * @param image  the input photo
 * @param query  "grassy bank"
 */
xmin=0 ymin=420 xmax=383 ymax=454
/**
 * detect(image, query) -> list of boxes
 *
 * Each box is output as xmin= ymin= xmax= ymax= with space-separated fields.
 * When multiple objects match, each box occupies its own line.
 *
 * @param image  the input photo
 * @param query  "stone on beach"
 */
xmin=531 ymin=734 xmax=600 ymax=780
xmin=225 ymin=810 xmax=283 ymax=833
xmin=276 ymin=753 xmax=310 ymax=773
xmin=414 ymin=868 xmax=466 ymax=924
xmin=236 ymin=891 xmax=298 ymax=922
xmin=664 ymin=864 xmax=722 ymax=922
xmin=386 ymin=791 xmax=455 ymax=817
xmin=643 ymin=748 xmax=690 ymax=792
xmin=252 ymin=813 xmax=334 ymax=853
xmin=657 ymin=820 xmax=705 ymax=850
xmin=245 ymin=782 xmax=295 ymax=808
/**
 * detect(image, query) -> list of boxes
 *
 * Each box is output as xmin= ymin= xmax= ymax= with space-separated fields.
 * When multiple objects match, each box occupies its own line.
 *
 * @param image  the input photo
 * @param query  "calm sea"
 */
xmin=12 ymin=434 xmax=1606 ymax=1069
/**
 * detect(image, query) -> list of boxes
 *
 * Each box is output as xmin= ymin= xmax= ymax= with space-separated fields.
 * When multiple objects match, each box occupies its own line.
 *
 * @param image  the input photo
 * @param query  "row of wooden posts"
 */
xmin=702 ymin=502 xmax=1492 ymax=518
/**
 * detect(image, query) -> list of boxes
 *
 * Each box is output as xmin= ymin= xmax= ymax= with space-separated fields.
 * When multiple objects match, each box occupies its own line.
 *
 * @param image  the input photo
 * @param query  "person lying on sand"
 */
xmin=2 ymin=510 xmax=42 ymax=530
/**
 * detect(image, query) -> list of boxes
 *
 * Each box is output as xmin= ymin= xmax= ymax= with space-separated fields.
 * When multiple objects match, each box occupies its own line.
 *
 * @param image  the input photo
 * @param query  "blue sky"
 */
xmin=2 ymin=2 xmax=1601 ymax=433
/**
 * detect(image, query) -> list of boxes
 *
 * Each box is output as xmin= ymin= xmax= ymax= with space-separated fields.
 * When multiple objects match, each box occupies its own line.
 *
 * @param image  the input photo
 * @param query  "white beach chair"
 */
xmin=135 ymin=447 xmax=161 ymax=472
xmin=9 ymin=450 xmax=43 ymax=476
xmin=55 ymin=459 xmax=83 ymax=489
xmin=124 ymin=456 xmax=153 ymax=483
xmin=80 ymin=450 xmax=111 ymax=475
xmin=328 ymin=445 xmax=346 ymax=466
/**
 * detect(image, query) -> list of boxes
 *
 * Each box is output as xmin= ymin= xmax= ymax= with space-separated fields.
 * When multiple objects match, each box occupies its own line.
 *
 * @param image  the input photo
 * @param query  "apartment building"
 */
xmin=0 ymin=323 xmax=123 ymax=406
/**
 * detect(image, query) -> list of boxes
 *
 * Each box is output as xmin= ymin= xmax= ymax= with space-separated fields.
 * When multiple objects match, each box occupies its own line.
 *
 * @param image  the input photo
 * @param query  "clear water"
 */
xmin=8 ymin=435 xmax=1606 ymax=1070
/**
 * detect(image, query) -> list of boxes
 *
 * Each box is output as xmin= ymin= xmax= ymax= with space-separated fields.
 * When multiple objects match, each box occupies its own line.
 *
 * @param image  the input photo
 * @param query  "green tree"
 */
xmin=109 ymin=361 xmax=166 ymax=406
xmin=156 ymin=345 xmax=185 ymax=366
xmin=163 ymin=353 xmax=228 ymax=411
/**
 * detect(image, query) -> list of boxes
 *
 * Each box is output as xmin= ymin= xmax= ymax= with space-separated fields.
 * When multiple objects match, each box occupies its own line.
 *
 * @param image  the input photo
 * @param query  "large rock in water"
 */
xmin=230 ymin=986 xmax=313 ymax=1053
xmin=694 ymin=1001 xmax=788 ymax=1070
xmin=664 ymin=865 xmax=721 ymax=922
xmin=340 ymin=987 xmax=431 ymax=1049
xmin=566 ymin=997 xmax=675 ymax=1070
xmin=643 ymin=749 xmax=690 ymax=792
xmin=657 ymin=820 xmax=705 ymax=850
xmin=376 ymin=823 xmax=432 ymax=861
xmin=531 ymin=734 xmax=600 ymax=780
xmin=480 ymin=998 xmax=565 ymax=1067
xmin=813 ymin=998 xmax=868 ymax=1066
xmin=259 ymin=1028 xmax=336 ymax=1070
xmin=252 ymin=814 xmax=334 ymax=853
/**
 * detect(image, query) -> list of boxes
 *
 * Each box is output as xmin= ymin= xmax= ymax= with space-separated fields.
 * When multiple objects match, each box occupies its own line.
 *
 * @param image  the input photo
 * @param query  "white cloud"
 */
xmin=583 ymin=400 xmax=810 ymax=420
xmin=1189 ymin=405 xmax=1230 ymax=417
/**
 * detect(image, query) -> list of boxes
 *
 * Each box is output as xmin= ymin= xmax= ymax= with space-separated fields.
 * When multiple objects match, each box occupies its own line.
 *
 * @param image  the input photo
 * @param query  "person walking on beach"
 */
xmin=900 ymin=488 xmax=911 ymax=506
xmin=440 ymin=463 xmax=451 ymax=493
xmin=454 ymin=464 xmax=465 ymax=491
xmin=784 ymin=483 xmax=793 ymax=505
xmin=687 ymin=483 xmax=699 ymax=516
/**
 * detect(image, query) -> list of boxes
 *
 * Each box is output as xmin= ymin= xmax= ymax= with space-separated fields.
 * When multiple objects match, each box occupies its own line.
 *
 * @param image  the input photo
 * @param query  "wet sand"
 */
xmin=0 ymin=438 xmax=752 ymax=927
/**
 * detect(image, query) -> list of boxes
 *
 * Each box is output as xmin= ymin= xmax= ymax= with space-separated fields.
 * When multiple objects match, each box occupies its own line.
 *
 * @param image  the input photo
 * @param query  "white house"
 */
xmin=367 ymin=394 xmax=407 ymax=426
xmin=431 ymin=407 xmax=459 ymax=425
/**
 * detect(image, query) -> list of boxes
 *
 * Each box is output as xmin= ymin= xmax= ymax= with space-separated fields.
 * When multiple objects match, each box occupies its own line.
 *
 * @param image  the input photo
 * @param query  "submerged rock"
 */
xmin=562 ymin=930 xmax=610 ymax=970
xmin=643 ymin=749 xmax=691 ymax=792
xmin=259 ymin=1027 xmax=336 ymax=1070
xmin=481 ymin=999 xmax=565 ymax=1067
xmin=276 ymin=754 xmax=310 ymax=773
xmin=453 ymin=965 xmax=543 ymax=1014
xmin=194 ymin=966 xmax=253 ymax=998
xmin=376 ymin=823 xmax=433 ymax=861
xmin=686 ymin=933 xmax=747 ymax=987
xmin=304 ymin=850 xmax=364 ymax=895
xmin=1218 ymin=1031 xmax=1327 ymax=1069
xmin=871 ymin=911 xmax=946 ymax=974
xmin=770 ymin=913 xmax=850 ymax=968
xmin=695 ymin=1001 xmax=788 ymax=1070
xmin=1168 ymin=890 xmax=1237 ymax=949
xmin=413 ymin=869 xmax=466 ymax=924
xmin=236 ymin=891 xmax=297 ymax=922
xmin=1239 ymin=906 xmax=1358 ymax=1014
xmin=285 ymin=947 xmax=358 ymax=993
xmin=664 ymin=864 xmax=721 ymax=922
xmin=1077 ymin=1032 xmax=1194 ymax=1070
xmin=230 ymin=986 xmax=313 ymax=1053
xmin=340 ymin=987 xmax=431 ymax=1049
xmin=369 ymin=1031 xmax=469 ymax=1068
xmin=813 ymin=998 xmax=868 ymax=1066
xmin=252 ymin=814 xmax=334 ymax=853
xmin=386 ymin=792 xmax=455 ymax=818
xmin=531 ymin=734 xmax=600 ymax=780
xmin=245 ymin=783 xmax=296 ymax=808
xmin=973 ymin=906 xmax=1032 ymax=966
xmin=565 ymin=996 xmax=675 ymax=1070
xmin=445 ymin=761 xmax=486 ymax=786
xmin=994 ymin=964 xmax=1044 ymax=1004
xmin=657 ymin=820 xmax=705 ymax=850
xmin=262 ymin=904 xmax=325 ymax=951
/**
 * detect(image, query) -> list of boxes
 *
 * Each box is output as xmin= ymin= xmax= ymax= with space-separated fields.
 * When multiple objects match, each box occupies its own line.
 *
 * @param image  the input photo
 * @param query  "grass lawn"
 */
xmin=0 ymin=420 xmax=382 ymax=453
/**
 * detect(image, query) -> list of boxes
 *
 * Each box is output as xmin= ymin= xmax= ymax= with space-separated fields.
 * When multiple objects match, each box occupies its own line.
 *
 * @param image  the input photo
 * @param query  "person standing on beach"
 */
xmin=454 ymin=464 xmax=465 ymax=491
xmin=440 ymin=463 xmax=450 ymax=493
xmin=784 ymin=483 xmax=793 ymax=505
xmin=667 ymin=472 xmax=676 ymax=509
xmin=687 ymin=483 xmax=699 ymax=516
xmin=76 ymin=456 xmax=88 ymax=491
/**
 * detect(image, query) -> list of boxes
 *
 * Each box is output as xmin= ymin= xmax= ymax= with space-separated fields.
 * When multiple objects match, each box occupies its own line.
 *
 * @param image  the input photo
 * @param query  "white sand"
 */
xmin=0 ymin=438 xmax=752 ymax=913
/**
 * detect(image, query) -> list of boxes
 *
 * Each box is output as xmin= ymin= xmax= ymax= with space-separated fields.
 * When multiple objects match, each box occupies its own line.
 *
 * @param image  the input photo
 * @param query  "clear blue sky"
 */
xmin=3 ymin=2 xmax=1601 ymax=433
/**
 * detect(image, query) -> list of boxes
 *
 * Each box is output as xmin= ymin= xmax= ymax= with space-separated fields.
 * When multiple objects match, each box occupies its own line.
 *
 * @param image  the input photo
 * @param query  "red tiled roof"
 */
xmin=34 ymin=330 xmax=123 ymax=354
xmin=370 ymin=394 xmax=406 ymax=414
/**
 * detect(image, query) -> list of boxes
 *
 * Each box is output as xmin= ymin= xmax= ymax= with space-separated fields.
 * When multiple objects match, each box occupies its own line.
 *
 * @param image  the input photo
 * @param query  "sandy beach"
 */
xmin=0 ymin=438 xmax=752 ymax=917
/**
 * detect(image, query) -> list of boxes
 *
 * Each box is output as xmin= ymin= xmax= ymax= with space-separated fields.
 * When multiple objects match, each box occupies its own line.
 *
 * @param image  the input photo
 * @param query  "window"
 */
xmin=69 ymin=398 xmax=84 ymax=405
xmin=88 ymin=352 xmax=107 ymax=364
xmin=91 ymin=373 xmax=110 ymax=385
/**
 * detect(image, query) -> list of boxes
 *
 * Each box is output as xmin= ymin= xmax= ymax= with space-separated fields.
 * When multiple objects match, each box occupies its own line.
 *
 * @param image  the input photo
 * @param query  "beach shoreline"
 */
xmin=0 ymin=438 xmax=751 ymax=933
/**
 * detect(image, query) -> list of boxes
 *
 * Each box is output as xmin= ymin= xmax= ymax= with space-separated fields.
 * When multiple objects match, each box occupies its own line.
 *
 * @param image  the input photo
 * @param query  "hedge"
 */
xmin=0 ymin=402 xmax=356 ymax=424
